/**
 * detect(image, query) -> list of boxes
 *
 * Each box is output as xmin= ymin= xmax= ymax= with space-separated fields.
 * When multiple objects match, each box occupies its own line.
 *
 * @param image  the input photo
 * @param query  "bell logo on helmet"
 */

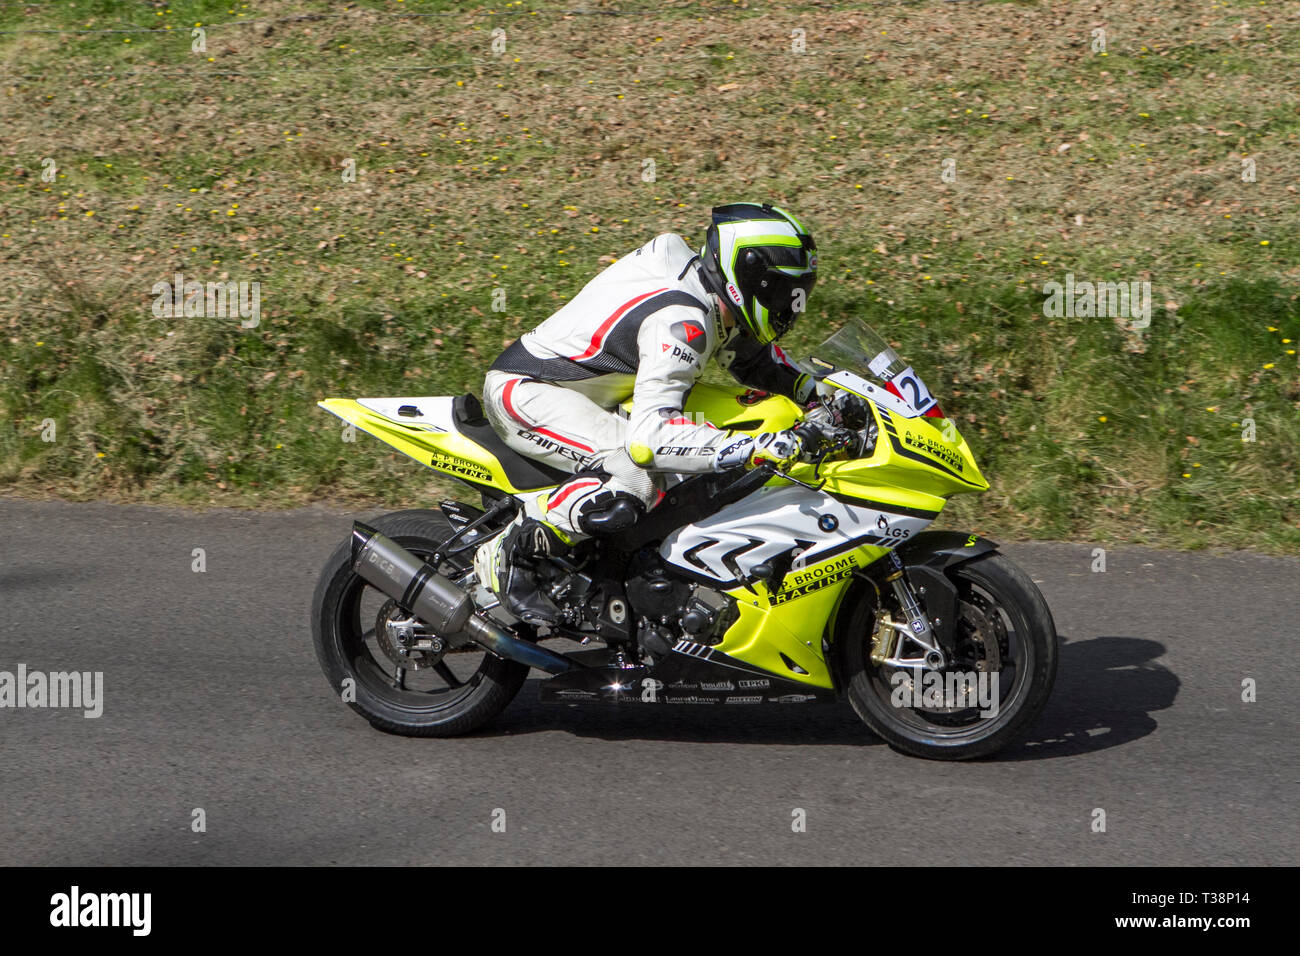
xmin=726 ymin=282 xmax=744 ymax=306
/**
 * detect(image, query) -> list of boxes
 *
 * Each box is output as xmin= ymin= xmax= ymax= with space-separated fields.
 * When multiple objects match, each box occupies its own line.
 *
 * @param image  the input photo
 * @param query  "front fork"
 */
xmin=868 ymin=551 xmax=948 ymax=671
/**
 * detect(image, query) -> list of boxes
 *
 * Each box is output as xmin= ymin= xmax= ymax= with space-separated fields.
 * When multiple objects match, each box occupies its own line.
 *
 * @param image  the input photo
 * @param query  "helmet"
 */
xmin=700 ymin=202 xmax=817 ymax=345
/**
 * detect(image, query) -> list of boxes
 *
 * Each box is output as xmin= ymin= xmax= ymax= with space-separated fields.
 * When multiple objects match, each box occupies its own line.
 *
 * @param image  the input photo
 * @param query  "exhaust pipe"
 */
xmin=349 ymin=522 xmax=574 ymax=675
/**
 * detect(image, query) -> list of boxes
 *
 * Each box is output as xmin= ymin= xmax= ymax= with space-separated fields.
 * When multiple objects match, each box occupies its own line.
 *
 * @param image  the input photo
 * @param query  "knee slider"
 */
xmin=576 ymin=490 xmax=645 ymax=535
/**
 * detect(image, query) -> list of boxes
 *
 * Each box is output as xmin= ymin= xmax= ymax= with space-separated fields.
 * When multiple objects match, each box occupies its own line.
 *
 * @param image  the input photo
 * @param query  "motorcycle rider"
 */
xmin=476 ymin=202 xmax=829 ymax=624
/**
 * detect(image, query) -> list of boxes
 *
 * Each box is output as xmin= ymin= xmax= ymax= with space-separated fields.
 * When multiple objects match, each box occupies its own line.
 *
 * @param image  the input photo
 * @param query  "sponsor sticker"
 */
xmin=429 ymin=449 xmax=494 ymax=482
xmin=772 ymin=561 xmax=856 ymax=606
xmin=554 ymin=689 xmax=597 ymax=700
xmin=902 ymin=429 xmax=965 ymax=473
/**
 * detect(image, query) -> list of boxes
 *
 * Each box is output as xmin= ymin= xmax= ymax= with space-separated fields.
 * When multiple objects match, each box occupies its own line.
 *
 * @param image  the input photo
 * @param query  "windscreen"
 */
xmin=809 ymin=318 xmax=944 ymax=418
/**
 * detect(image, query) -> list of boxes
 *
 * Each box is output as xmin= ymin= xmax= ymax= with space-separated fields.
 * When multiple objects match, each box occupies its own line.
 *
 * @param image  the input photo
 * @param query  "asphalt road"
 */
xmin=1 ymin=497 xmax=1295 ymax=866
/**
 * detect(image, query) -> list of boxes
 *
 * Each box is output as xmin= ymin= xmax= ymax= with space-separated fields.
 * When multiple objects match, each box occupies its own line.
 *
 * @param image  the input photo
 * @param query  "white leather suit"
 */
xmin=483 ymin=233 xmax=815 ymax=537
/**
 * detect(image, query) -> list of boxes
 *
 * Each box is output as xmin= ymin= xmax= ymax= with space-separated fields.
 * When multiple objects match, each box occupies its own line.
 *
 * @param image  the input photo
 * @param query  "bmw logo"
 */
xmin=818 ymin=514 xmax=839 ymax=532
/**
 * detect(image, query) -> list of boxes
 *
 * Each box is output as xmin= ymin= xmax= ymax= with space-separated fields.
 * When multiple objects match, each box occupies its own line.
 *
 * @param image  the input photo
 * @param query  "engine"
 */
xmin=625 ymin=550 xmax=738 ymax=650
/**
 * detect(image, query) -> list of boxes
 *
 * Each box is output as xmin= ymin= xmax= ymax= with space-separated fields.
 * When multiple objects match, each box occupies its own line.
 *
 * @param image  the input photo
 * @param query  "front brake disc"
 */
xmin=959 ymin=592 xmax=1004 ymax=673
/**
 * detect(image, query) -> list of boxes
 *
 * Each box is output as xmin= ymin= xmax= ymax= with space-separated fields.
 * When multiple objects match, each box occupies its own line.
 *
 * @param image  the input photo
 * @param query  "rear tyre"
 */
xmin=311 ymin=509 xmax=528 ymax=737
xmin=843 ymin=552 xmax=1057 ymax=760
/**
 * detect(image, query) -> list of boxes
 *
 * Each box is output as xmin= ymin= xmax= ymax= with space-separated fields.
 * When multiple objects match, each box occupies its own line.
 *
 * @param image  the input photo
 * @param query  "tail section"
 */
xmin=318 ymin=395 xmax=566 ymax=493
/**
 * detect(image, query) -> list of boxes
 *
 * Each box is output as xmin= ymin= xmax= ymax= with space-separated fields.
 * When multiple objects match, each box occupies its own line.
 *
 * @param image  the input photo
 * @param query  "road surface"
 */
xmin=1 ymin=497 xmax=1294 ymax=865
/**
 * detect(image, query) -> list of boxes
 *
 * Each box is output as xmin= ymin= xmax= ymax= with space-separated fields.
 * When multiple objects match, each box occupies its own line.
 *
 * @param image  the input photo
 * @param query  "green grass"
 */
xmin=0 ymin=0 xmax=1297 ymax=551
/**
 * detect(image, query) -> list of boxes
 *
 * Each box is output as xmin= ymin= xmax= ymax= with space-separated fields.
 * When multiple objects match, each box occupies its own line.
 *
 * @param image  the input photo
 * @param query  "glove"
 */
xmin=795 ymin=373 xmax=838 ymax=406
xmin=713 ymin=426 xmax=821 ymax=471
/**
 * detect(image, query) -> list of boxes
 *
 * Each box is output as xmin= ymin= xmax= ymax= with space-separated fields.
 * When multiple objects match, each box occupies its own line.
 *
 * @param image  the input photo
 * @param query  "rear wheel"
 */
xmin=843 ymin=552 xmax=1057 ymax=760
xmin=311 ymin=509 xmax=528 ymax=736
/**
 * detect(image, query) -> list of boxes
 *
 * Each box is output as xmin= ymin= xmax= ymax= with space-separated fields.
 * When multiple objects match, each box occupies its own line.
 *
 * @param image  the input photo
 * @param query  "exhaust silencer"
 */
xmin=349 ymin=522 xmax=573 ymax=675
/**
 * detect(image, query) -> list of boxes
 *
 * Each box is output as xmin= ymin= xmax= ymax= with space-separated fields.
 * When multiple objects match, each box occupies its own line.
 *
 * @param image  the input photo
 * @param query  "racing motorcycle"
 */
xmin=311 ymin=318 xmax=1057 ymax=759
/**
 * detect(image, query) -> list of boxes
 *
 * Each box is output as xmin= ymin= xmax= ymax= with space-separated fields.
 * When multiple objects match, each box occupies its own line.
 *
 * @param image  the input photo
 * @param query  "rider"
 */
xmin=476 ymin=202 xmax=828 ymax=623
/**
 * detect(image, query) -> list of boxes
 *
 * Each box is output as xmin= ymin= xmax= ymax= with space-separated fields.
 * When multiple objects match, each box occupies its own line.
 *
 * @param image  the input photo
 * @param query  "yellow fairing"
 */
xmin=675 ymin=388 xmax=988 ymax=687
xmin=680 ymin=382 xmax=803 ymax=432
xmin=622 ymin=382 xmax=802 ymax=433
xmin=711 ymin=543 xmax=886 ymax=688
xmin=677 ymin=383 xmax=987 ymax=501
xmin=317 ymin=398 xmax=543 ymax=495
xmin=813 ymin=404 xmax=988 ymax=502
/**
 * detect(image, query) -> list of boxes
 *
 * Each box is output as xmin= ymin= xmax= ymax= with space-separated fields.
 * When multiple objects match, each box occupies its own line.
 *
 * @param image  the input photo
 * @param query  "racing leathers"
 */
xmin=482 ymin=232 xmax=818 ymax=539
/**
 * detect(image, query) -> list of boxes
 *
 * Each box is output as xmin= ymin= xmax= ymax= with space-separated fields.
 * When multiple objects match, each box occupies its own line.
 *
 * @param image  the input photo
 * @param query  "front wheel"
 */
xmin=843 ymin=552 xmax=1057 ymax=760
xmin=311 ymin=509 xmax=528 ymax=737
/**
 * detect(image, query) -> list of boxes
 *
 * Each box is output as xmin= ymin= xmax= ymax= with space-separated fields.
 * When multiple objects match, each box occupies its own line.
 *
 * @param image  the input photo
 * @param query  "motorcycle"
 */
xmin=311 ymin=318 xmax=1057 ymax=759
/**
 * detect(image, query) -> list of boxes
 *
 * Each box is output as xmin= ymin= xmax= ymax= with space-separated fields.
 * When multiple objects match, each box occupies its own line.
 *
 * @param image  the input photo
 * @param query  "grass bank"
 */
xmin=1 ymin=0 xmax=1297 ymax=551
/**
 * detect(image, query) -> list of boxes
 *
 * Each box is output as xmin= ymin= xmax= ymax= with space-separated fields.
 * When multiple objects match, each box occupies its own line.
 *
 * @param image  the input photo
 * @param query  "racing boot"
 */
xmin=476 ymin=516 xmax=572 ymax=626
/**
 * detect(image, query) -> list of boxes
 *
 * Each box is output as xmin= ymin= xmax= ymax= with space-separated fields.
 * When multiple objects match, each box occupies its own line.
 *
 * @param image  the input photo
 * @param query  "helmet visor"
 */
xmin=754 ymin=269 xmax=817 ymax=338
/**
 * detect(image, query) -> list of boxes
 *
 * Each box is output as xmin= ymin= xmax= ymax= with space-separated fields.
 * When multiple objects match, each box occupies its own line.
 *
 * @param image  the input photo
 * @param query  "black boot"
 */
xmin=499 ymin=518 xmax=570 ymax=625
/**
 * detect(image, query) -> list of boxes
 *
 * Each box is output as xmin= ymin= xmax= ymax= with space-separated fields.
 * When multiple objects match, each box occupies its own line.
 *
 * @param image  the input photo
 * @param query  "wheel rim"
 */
xmin=334 ymin=541 xmax=494 ymax=713
xmin=863 ymin=575 xmax=1033 ymax=741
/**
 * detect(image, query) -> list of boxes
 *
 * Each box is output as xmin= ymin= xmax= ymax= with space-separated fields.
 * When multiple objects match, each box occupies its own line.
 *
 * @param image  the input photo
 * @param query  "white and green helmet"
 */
xmin=700 ymin=202 xmax=818 ymax=345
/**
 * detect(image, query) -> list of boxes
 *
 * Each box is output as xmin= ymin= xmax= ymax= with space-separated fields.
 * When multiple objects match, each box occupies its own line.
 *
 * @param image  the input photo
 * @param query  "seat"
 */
xmin=452 ymin=394 xmax=570 ymax=492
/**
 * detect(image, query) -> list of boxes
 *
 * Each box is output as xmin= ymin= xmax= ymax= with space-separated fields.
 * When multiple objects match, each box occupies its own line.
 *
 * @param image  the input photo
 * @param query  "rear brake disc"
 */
xmin=374 ymin=599 xmax=445 ymax=670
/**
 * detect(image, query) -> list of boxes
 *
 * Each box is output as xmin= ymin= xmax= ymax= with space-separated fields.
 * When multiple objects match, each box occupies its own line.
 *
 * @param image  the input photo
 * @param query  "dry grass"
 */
xmin=0 ymin=0 xmax=1297 ymax=549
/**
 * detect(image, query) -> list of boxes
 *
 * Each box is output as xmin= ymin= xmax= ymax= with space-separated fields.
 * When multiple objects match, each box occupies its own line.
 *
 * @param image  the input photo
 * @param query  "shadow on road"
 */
xmin=1003 ymin=635 xmax=1179 ymax=761
xmin=482 ymin=635 xmax=1178 ymax=759
xmin=492 ymin=687 xmax=877 ymax=747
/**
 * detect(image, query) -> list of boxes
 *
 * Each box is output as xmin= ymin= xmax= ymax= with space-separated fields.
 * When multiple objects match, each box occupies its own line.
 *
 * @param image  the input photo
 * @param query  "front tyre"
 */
xmin=311 ymin=510 xmax=528 ymax=737
xmin=843 ymin=552 xmax=1057 ymax=760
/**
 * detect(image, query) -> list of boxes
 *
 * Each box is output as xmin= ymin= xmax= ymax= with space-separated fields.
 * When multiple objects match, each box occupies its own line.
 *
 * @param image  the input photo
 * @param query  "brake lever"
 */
xmin=811 ymin=428 xmax=856 ymax=480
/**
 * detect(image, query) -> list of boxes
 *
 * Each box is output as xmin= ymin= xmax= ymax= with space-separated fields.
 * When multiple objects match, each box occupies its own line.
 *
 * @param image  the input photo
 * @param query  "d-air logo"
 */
xmin=671 ymin=320 xmax=707 ymax=353
xmin=667 ymin=344 xmax=699 ymax=366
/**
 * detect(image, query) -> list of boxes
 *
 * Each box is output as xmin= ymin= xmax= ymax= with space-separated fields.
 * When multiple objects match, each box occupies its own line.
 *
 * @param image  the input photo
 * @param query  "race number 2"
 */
xmin=887 ymin=365 xmax=937 ymax=415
